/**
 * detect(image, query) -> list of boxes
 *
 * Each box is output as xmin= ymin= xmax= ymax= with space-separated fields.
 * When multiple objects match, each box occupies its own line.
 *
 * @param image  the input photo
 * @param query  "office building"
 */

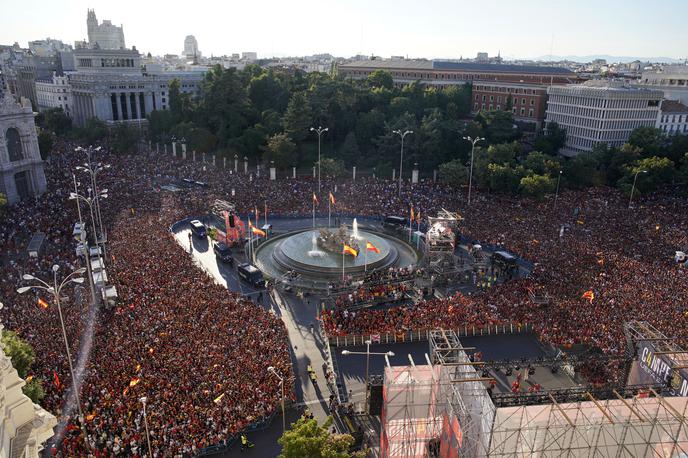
xmin=638 ymin=65 xmax=688 ymax=106
xmin=28 ymin=38 xmax=72 ymax=57
xmin=86 ymin=9 xmax=125 ymax=50
xmin=183 ymin=35 xmax=200 ymax=60
xmin=545 ymin=80 xmax=663 ymax=156
xmin=242 ymin=52 xmax=258 ymax=61
xmin=35 ymin=73 xmax=72 ymax=115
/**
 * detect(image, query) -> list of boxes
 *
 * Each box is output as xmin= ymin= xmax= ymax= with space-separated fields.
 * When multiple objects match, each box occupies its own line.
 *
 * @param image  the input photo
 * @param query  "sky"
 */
xmin=1 ymin=0 xmax=686 ymax=60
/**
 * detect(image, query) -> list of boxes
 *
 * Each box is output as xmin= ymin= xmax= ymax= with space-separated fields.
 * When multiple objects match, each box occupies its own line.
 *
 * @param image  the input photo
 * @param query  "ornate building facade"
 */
xmin=86 ymin=9 xmax=125 ymax=50
xmin=0 ymin=86 xmax=47 ymax=204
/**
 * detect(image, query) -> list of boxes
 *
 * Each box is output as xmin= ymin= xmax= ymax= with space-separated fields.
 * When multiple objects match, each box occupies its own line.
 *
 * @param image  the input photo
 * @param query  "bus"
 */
xmin=237 ymin=263 xmax=265 ymax=287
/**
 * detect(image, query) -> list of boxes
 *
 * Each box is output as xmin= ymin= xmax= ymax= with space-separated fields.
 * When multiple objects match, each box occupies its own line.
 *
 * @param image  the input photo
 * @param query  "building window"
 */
xmin=6 ymin=128 xmax=23 ymax=162
xmin=528 ymin=109 xmax=534 ymax=117
xmin=520 ymin=108 xmax=525 ymax=116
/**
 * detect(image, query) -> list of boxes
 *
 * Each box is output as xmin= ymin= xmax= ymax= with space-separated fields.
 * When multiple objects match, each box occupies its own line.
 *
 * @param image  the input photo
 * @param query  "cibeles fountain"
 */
xmin=254 ymin=219 xmax=419 ymax=289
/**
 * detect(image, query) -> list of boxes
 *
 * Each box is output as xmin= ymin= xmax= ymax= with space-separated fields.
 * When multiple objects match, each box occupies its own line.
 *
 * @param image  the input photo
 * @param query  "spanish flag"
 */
xmin=53 ymin=370 xmax=61 ymax=389
xmin=312 ymin=193 xmax=319 ymax=205
xmin=129 ymin=377 xmax=141 ymax=387
xmin=251 ymin=226 xmax=266 ymax=237
xmin=410 ymin=205 xmax=415 ymax=221
xmin=343 ymin=244 xmax=358 ymax=257
xmin=38 ymin=298 xmax=50 ymax=309
xmin=85 ymin=413 xmax=96 ymax=421
xmin=366 ymin=241 xmax=380 ymax=254
xmin=581 ymin=290 xmax=595 ymax=304
xmin=329 ymin=192 xmax=336 ymax=205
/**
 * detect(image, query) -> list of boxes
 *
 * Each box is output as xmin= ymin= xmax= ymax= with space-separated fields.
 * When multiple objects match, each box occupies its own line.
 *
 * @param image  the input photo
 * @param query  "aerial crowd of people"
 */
xmin=0 ymin=142 xmax=687 ymax=454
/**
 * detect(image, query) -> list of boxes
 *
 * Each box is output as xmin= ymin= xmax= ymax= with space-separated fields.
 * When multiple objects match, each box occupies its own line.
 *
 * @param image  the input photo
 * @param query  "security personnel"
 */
xmin=240 ymin=433 xmax=253 ymax=450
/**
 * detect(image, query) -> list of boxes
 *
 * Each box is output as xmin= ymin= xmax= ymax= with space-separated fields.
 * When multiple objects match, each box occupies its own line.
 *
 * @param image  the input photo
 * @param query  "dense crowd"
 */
xmin=1 ymin=143 xmax=687 ymax=454
xmin=333 ymin=283 xmax=410 ymax=309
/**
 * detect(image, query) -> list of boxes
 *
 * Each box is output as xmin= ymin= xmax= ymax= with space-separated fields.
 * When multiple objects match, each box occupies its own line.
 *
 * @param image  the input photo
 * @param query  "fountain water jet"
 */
xmin=308 ymin=232 xmax=325 ymax=257
xmin=352 ymin=218 xmax=361 ymax=240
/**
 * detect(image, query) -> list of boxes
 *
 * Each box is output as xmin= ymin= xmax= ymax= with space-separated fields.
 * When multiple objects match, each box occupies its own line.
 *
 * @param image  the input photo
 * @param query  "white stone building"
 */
xmin=656 ymin=100 xmax=688 ymax=135
xmin=68 ymin=48 xmax=204 ymax=126
xmin=638 ymin=65 xmax=688 ymax=106
xmin=86 ymin=9 xmax=125 ymax=50
xmin=35 ymin=73 xmax=72 ymax=116
xmin=183 ymin=35 xmax=200 ymax=60
xmin=545 ymin=80 xmax=663 ymax=156
xmin=0 ymin=88 xmax=47 ymax=204
xmin=0 ymin=321 xmax=56 ymax=456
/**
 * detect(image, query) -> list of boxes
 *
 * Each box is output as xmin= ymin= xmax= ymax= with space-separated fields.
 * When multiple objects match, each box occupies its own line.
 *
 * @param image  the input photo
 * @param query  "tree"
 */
xmin=519 ymin=174 xmax=556 ymax=199
xmin=111 ymin=124 xmax=140 ymax=153
xmin=75 ymin=117 xmax=107 ymax=144
xmin=278 ymin=416 xmax=364 ymax=458
xmin=523 ymin=151 xmax=561 ymax=176
xmin=617 ymin=156 xmax=676 ymax=194
xmin=563 ymin=153 xmax=603 ymax=188
xmin=628 ymin=126 xmax=665 ymax=157
xmin=169 ymin=78 xmax=183 ymax=123
xmin=42 ymin=107 xmax=72 ymax=135
xmin=283 ymin=92 xmax=312 ymax=142
xmin=438 ymin=158 xmax=468 ymax=186
xmin=487 ymin=163 xmax=525 ymax=194
xmin=533 ymin=122 xmax=567 ymax=155
xmin=475 ymin=110 xmax=521 ymax=144
xmin=264 ymin=133 xmax=298 ymax=168
xmin=319 ymin=157 xmax=346 ymax=177
xmin=340 ymin=132 xmax=361 ymax=162
xmin=249 ymin=70 xmax=286 ymax=113
xmin=37 ymin=131 xmax=54 ymax=160
xmin=1 ymin=331 xmax=44 ymax=403
xmin=366 ymin=70 xmax=393 ymax=90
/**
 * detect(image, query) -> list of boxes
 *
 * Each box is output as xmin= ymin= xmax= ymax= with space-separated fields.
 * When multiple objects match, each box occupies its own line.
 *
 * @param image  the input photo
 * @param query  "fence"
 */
xmin=195 ymin=409 xmax=278 ymax=456
xmin=328 ymin=323 xmax=534 ymax=347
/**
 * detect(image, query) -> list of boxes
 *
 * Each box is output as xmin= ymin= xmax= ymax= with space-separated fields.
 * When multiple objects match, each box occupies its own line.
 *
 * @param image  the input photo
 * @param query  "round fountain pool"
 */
xmin=254 ymin=226 xmax=419 ymax=287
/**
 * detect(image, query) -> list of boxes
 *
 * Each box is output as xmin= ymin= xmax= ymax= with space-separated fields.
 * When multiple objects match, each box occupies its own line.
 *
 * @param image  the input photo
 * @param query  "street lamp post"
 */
xmin=629 ymin=170 xmax=648 ymax=209
xmin=310 ymin=126 xmax=328 ymax=195
xmin=140 ymin=397 xmax=153 ymax=458
xmin=392 ymin=130 xmax=413 ymax=196
xmin=553 ymin=170 xmax=563 ymax=210
xmin=462 ymin=136 xmax=484 ymax=206
xmin=17 ymin=265 xmax=86 ymax=420
xmin=70 ymin=189 xmax=107 ymax=248
xmin=341 ymin=341 xmax=394 ymax=413
xmin=267 ymin=366 xmax=286 ymax=434
xmin=76 ymin=159 xmax=110 ymax=247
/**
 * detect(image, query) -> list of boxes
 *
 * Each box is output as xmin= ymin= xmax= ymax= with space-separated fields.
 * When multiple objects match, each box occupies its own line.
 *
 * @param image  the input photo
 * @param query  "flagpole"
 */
xmin=328 ymin=198 xmax=331 ymax=228
xmin=342 ymin=248 xmax=345 ymax=281
xmin=248 ymin=216 xmax=253 ymax=263
xmin=312 ymin=198 xmax=315 ymax=228
xmin=364 ymin=243 xmax=368 ymax=272
xmin=264 ymin=201 xmax=268 ymax=227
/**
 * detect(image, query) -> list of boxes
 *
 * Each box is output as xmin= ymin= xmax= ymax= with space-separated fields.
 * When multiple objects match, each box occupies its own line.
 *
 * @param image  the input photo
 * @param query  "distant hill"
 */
xmin=528 ymin=55 xmax=684 ymax=64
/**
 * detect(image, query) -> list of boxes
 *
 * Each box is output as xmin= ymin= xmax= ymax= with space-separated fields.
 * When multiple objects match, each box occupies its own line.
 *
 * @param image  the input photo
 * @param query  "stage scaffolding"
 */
xmin=379 ymin=329 xmax=688 ymax=458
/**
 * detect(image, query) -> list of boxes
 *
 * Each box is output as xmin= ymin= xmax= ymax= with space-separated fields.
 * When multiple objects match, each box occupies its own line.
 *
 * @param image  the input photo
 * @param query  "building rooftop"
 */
xmin=340 ymin=59 xmax=576 ymax=76
xmin=661 ymin=100 xmax=688 ymax=113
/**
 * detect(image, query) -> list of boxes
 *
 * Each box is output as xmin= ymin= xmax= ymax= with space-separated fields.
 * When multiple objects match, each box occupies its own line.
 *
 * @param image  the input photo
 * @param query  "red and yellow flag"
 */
xmin=366 ymin=241 xmax=380 ymax=254
xmin=343 ymin=244 xmax=358 ymax=257
xmin=329 ymin=192 xmax=336 ymax=205
xmin=251 ymin=226 xmax=266 ymax=237
xmin=410 ymin=205 xmax=415 ymax=221
xmin=129 ymin=377 xmax=141 ymax=387
xmin=53 ymin=370 xmax=61 ymax=389
xmin=38 ymin=298 xmax=50 ymax=309
xmin=312 ymin=193 xmax=319 ymax=205
xmin=581 ymin=290 xmax=595 ymax=304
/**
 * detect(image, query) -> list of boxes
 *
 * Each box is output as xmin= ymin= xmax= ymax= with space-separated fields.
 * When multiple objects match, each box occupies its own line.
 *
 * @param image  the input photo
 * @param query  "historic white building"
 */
xmin=183 ymin=35 xmax=200 ymax=60
xmin=0 ymin=86 xmax=47 ymax=204
xmin=656 ymin=100 xmax=688 ymax=135
xmin=0 ymin=320 xmax=56 ymax=457
xmin=67 ymin=48 xmax=204 ymax=126
xmin=545 ymin=80 xmax=663 ymax=156
xmin=638 ymin=65 xmax=688 ymax=106
xmin=35 ymin=73 xmax=72 ymax=116
xmin=86 ymin=9 xmax=125 ymax=50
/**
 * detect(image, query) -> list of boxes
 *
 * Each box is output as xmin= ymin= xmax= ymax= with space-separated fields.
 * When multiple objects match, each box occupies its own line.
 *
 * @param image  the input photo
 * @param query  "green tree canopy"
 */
xmin=283 ymin=92 xmax=313 ymax=142
xmin=438 ymin=158 xmax=468 ymax=186
xmin=519 ymin=174 xmax=556 ymax=199
xmin=628 ymin=126 xmax=665 ymax=157
xmin=264 ymin=132 xmax=298 ymax=168
xmin=366 ymin=70 xmax=394 ymax=90
xmin=278 ymin=416 xmax=364 ymax=458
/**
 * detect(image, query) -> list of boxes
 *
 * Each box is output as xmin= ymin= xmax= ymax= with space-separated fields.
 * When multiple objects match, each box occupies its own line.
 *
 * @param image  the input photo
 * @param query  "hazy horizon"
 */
xmin=2 ymin=0 xmax=686 ymax=61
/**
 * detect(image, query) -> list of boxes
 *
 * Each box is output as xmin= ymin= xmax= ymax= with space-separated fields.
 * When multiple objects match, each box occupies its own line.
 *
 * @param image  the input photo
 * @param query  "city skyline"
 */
xmin=1 ymin=0 xmax=687 ymax=60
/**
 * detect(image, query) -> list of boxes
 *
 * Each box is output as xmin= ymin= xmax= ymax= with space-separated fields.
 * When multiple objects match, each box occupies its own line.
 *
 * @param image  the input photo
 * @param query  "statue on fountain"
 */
xmin=317 ymin=225 xmax=359 ymax=256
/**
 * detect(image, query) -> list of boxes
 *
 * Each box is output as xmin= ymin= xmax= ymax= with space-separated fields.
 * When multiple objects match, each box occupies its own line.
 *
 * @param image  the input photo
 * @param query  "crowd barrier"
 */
xmin=195 ymin=409 xmax=278 ymax=456
xmin=328 ymin=323 xmax=534 ymax=347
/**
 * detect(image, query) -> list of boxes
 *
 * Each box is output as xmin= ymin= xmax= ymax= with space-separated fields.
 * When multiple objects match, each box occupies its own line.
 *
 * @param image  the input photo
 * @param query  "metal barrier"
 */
xmin=328 ymin=323 xmax=533 ymax=347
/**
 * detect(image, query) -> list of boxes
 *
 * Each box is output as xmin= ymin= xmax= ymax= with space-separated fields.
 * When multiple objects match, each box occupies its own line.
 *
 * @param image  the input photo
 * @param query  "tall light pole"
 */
xmin=17 ymin=265 xmax=86 ymax=420
xmin=342 ymin=341 xmax=394 ymax=413
xmin=310 ymin=126 xmax=328 ymax=195
xmin=69 ymin=189 xmax=108 ymax=248
xmin=76 ymin=159 xmax=110 ymax=247
xmin=553 ymin=170 xmax=563 ymax=210
xmin=392 ymin=130 xmax=413 ymax=196
xmin=462 ymin=136 xmax=484 ymax=206
xmin=629 ymin=170 xmax=648 ymax=209
xmin=267 ymin=366 xmax=286 ymax=434
xmin=140 ymin=397 xmax=153 ymax=458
